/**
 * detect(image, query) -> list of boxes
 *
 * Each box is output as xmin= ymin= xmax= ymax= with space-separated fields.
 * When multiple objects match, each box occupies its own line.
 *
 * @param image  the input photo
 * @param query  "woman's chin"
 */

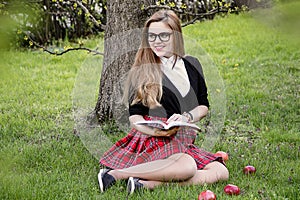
xmin=154 ymin=51 xmax=172 ymax=58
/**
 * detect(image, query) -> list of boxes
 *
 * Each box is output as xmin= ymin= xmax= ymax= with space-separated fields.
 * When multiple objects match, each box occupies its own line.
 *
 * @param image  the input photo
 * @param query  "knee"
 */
xmin=168 ymin=153 xmax=197 ymax=179
xmin=203 ymin=161 xmax=229 ymax=182
xmin=177 ymin=154 xmax=197 ymax=179
xmin=217 ymin=162 xmax=229 ymax=181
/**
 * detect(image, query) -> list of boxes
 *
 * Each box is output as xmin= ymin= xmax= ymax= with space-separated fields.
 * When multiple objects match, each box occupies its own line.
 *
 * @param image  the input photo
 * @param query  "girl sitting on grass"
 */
xmin=98 ymin=9 xmax=229 ymax=195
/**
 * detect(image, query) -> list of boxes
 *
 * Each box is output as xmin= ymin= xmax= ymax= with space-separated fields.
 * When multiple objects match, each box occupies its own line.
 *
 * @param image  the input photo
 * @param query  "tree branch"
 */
xmin=70 ymin=0 xmax=106 ymax=30
xmin=27 ymin=33 xmax=103 ymax=56
xmin=180 ymin=7 xmax=237 ymax=27
xmin=181 ymin=16 xmax=201 ymax=27
xmin=144 ymin=4 xmax=238 ymax=23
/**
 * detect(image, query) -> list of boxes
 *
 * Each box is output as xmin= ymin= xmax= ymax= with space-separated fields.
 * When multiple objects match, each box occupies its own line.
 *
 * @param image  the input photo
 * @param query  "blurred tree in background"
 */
xmin=0 ymin=0 xmax=271 ymax=48
xmin=0 ymin=0 xmax=106 ymax=47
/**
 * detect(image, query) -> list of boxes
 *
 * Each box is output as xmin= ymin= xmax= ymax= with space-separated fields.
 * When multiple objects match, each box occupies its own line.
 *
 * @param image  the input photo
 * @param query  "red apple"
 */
xmin=198 ymin=190 xmax=217 ymax=200
xmin=243 ymin=165 xmax=256 ymax=175
xmin=214 ymin=151 xmax=229 ymax=162
xmin=224 ymin=184 xmax=240 ymax=195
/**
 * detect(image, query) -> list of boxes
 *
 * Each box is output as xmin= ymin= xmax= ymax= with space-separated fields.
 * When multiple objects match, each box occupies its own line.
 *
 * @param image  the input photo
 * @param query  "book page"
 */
xmin=134 ymin=120 xmax=200 ymax=130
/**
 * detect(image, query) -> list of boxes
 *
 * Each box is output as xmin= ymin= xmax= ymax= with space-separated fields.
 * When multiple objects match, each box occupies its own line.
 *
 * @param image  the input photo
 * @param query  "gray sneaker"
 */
xmin=97 ymin=169 xmax=116 ymax=193
xmin=127 ymin=177 xmax=144 ymax=195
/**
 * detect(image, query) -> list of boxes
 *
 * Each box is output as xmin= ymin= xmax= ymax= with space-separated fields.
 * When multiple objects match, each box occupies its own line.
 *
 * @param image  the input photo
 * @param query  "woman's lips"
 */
xmin=154 ymin=46 xmax=164 ymax=51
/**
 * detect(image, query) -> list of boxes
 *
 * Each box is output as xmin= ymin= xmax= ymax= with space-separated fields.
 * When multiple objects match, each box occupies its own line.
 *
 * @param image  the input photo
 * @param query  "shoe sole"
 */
xmin=127 ymin=177 xmax=135 ymax=195
xmin=98 ymin=169 xmax=105 ymax=193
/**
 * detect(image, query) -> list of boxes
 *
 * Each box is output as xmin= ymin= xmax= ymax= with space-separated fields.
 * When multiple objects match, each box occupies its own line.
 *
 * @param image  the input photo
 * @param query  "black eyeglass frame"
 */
xmin=147 ymin=32 xmax=173 ymax=42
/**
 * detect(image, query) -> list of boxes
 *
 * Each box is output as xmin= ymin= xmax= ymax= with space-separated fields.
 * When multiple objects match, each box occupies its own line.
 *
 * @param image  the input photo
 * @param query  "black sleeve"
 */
xmin=184 ymin=56 xmax=209 ymax=108
xmin=196 ymin=73 xmax=210 ymax=108
xmin=129 ymin=102 xmax=149 ymax=116
xmin=127 ymin=85 xmax=150 ymax=116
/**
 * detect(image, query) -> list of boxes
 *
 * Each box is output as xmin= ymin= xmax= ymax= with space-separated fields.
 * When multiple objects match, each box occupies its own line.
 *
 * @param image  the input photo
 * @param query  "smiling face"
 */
xmin=148 ymin=22 xmax=174 ymax=58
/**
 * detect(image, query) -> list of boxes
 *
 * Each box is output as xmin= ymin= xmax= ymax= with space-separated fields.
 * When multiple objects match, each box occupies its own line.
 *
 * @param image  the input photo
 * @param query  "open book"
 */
xmin=134 ymin=120 xmax=200 ymax=131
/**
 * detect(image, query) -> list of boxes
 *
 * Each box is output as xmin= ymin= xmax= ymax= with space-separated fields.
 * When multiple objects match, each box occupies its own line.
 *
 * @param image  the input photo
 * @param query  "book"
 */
xmin=134 ymin=120 xmax=200 ymax=131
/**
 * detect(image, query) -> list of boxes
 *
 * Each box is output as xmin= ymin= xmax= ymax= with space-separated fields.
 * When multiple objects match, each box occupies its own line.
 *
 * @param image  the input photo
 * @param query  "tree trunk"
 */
xmin=94 ymin=0 xmax=155 ymax=123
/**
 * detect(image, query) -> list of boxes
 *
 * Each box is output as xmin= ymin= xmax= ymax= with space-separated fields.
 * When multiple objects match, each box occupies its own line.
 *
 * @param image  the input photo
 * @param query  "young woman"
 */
xmin=98 ymin=10 xmax=229 ymax=195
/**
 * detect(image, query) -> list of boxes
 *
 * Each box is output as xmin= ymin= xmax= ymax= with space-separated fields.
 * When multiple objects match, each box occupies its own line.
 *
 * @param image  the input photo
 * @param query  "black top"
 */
xmin=129 ymin=57 xmax=209 ymax=118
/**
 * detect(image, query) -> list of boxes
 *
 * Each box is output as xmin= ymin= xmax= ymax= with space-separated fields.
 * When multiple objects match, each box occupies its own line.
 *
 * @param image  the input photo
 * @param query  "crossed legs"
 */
xmin=136 ymin=160 xmax=229 ymax=189
xmin=109 ymin=153 xmax=197 ymax=181
xmin=108 ymin=153 xmax=229 ymax=189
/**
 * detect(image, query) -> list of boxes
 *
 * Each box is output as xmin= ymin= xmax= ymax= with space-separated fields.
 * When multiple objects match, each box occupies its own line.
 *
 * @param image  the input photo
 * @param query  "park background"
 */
xmin=0 ymin=0 xmax=299 ymax=199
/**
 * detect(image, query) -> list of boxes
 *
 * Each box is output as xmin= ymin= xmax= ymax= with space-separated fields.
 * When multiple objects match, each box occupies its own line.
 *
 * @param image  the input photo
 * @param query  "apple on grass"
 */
xmin=243 ymin=165 xmax=256 ymax=175
xmin=198 ymin=190 xmax=216 ymax=200
xmin=224 ymin=184 xmax=240 ymax=195
xmin=214 ymin=151 xmax=229 ymax=162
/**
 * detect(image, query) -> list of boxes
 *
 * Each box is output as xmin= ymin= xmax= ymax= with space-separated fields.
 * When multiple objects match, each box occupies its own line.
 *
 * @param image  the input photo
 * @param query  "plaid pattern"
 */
xmin=99 ymin=117 xmax=221 ymax=170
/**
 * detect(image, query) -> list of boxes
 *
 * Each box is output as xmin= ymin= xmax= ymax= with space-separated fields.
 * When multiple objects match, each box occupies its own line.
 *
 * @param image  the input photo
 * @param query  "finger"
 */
xmin=159 ymin=130 xmax=168 ymax=136
xmin=154 ymin=129 xmax=162 ymax=136
xmin=167 ymin=127 xmax=178 ymax=136
xmin=174 ymin=115 xmax=183 ymax=122
xmin=173 ymin=127 xmax=180 ymax=131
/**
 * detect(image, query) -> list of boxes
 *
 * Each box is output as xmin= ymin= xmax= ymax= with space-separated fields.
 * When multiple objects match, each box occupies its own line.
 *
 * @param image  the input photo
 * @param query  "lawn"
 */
xmin=0 ymin=4 xmax=299 ymax=200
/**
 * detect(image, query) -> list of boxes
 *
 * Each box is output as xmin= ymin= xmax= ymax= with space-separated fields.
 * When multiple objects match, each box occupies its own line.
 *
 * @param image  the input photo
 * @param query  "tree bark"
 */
xmin=94 ymin=0 xmax=155 ymax=123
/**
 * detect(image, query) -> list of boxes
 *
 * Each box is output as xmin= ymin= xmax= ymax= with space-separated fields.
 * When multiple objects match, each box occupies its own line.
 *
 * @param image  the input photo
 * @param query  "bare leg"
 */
xmin=109 ymin=153 xmax=197 ymax=182
xmin=180 ymin=161 xmax=229 ymax=185
xmin=137 ymin=161 xmax=229 ymax=189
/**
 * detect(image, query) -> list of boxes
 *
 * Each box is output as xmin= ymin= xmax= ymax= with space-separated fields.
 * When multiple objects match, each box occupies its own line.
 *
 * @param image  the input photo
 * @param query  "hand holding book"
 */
xmin=154 ymin=127 xmax=180 ymax=137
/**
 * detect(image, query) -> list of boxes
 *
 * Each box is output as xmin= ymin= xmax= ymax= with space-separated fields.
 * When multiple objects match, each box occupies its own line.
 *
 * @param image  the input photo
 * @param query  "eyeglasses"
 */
xmin=148 ymin=32 xmax=172 ymax=42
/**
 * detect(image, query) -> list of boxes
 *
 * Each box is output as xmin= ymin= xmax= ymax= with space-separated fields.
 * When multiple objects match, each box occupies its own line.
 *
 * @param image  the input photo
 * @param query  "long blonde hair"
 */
xmin=124 ymin=10 xmax=185 ymax=109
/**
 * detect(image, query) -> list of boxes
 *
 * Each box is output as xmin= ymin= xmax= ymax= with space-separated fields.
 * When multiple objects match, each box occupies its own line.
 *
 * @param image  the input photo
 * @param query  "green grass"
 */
xmin=0 ymin=4 xmax=299 ymax=200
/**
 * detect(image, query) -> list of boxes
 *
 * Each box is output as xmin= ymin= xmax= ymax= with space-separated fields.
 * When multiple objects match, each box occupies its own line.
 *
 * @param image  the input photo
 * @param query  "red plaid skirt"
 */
xmin=99 ymin=117 xmax=222 ymax=170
